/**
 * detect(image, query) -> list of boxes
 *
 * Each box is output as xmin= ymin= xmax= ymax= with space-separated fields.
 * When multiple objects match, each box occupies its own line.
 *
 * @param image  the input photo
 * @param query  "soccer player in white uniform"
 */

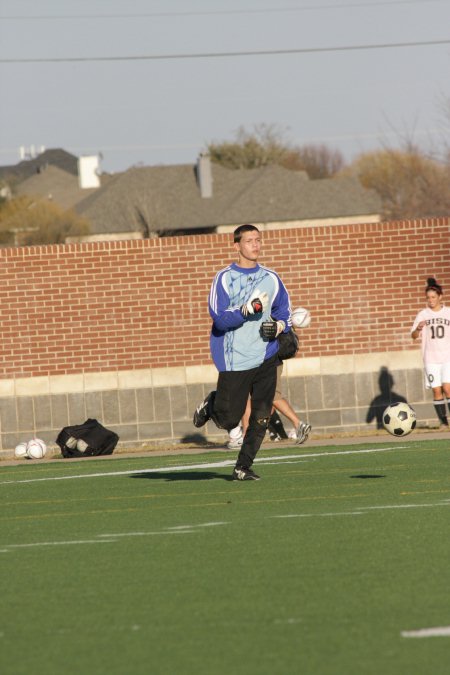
xmin=411 ymin=277 xmax=450 ymax=427
xmin=193 ymin=224 xmax=291 ymax=481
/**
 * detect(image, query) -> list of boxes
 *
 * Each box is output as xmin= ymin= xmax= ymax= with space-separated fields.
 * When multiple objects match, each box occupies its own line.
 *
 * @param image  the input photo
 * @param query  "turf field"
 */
xmin=1 ymin=438 xmax=450 ymax=675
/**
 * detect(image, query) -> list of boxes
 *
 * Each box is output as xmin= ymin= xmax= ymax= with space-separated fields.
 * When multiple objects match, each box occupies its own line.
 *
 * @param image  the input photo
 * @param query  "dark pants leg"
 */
xmin=235 ymin=355 xmax=278 ymax=469
xmin=212 ymin=368 xmax=255 ymax=431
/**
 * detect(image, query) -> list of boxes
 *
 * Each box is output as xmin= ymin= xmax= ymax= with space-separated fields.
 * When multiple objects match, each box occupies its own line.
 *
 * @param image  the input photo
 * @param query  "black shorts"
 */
xmin=212 ymin=354 xmax=279 ymax=431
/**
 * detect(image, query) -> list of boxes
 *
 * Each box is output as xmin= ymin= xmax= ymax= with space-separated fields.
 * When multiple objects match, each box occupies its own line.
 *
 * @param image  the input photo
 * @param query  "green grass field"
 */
xmin=1 ymin=438 xmax=450 ymax=675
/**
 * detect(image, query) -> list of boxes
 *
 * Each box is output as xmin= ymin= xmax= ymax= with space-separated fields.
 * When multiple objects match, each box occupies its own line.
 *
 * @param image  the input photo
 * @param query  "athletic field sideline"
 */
xmin=1 ymin=436 xmax=449 ymax=675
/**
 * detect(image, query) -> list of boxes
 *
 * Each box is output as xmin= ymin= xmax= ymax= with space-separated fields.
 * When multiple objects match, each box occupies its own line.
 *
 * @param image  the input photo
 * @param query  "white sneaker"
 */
xmin=227 ymin=425 xmax=243 ymax=450
xmin=288 ymin=429 xmax=298 ymax=440
xmin=227 ymin=438 xmax=243 ymax=450
xmin=229 ymin=425 xmax=242 ymax=440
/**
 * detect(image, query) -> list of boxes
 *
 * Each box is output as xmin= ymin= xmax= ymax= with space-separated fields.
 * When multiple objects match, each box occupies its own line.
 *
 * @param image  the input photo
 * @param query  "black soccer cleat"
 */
xmin=193 ymin=391 xmax=215 ymax=428
xmin=232 ymin=466 xmax=260 ymax=481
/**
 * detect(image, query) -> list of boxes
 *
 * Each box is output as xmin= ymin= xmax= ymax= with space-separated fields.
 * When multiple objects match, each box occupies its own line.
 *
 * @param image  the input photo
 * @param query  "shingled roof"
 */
xmin=75 ymin=161 xmax=381 ymax=237
xmin=15 ymin=165 xmax=101 ymax=210
xmin=0 ymin=148 xmax=79 ymax=184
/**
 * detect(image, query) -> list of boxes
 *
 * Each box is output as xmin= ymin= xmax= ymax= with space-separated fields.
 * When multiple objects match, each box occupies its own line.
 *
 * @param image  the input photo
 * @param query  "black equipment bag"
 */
xmin=56 ymin=418 xmax=119 ymax=458
xmin=277 ymin=328 xmax=299 ymax=360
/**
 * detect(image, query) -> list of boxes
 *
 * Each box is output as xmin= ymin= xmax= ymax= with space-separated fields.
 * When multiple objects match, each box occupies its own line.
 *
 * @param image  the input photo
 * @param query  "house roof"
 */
xmin=0 ymin=148 xmax=79 ymax=184
xmin=75 ymin=162 xmax=382 ymax=235
xmin=14 ymin=165 xmax=102 ymax=210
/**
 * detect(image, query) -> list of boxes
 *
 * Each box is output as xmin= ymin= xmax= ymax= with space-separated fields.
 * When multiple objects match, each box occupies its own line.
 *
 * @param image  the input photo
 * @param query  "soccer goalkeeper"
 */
xmin=193 ymin=224 xmax=291 ymax=481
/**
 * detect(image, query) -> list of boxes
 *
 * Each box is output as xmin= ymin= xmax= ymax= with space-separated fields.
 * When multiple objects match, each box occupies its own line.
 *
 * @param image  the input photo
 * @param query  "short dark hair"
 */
xmin=233 ymin=224 xmax=259 ymax=243
xmin=426 ymin=277 xmax=443 ymax=295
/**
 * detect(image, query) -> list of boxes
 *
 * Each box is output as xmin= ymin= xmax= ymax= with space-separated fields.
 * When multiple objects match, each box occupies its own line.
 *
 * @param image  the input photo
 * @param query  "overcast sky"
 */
xmin=0 ymin=0 xmax=449 ymax=174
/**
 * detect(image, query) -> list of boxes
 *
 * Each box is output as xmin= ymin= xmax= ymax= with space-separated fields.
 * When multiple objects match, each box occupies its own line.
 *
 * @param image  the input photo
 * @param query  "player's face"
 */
xmin=426 ymin=290 xmax=442 ymax=310
xmin=235 ymin=231 xmax=261 ymax=265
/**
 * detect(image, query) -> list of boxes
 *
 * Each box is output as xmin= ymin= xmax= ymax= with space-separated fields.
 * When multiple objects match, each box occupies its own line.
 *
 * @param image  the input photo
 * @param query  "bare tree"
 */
xmin=343 ymin=148 xmax=450 ymax=220
xmin=280 ymin=143 xmax=345 ymax=178
xmin=0 ymin=195 xmax=90 ymax=246
xmin=208 ymin=124 xmax=288 ymax=170
xmin=207 ymin=125 xmax=345 ymax=178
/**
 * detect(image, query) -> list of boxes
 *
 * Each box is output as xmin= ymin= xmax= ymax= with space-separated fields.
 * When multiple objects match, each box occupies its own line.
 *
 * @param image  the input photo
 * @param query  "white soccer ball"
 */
xmin=382 ymin=402 xmax=417 ymax=436
xmin=14 ymin=442 xmax=29 ymax=459
xmin=292 ymin=307 xmax=311 ymax=329
xmin=26 ymin=438 xmax=47 ymax=459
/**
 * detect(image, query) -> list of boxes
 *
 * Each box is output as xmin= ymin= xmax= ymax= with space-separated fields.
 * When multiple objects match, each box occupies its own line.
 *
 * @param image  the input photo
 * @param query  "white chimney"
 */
xmin=197 ymin=152 xmax=213 ymax=198
xmin=78 ymin=155 xmax=101 ymax=189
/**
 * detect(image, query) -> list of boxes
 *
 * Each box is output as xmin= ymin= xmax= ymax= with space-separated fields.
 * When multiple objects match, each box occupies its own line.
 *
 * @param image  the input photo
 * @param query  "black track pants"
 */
xmin=212 ymin=354 xmax=278 ymax=468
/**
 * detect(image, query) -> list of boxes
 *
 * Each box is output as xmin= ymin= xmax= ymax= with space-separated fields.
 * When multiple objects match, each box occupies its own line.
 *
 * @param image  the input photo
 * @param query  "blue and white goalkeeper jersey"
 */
xmin=208 ymin=262 xmax=291 ymax=372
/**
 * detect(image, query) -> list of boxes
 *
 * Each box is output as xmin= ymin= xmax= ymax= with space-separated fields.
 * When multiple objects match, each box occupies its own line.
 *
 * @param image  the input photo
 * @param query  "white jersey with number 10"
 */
xmin=411 ymin=306 xmax=450 ymax=364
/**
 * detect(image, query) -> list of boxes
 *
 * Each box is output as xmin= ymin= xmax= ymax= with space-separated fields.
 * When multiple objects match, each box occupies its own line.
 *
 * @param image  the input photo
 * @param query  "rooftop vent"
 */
xmin=197 ymin=152 xmax=213 ymax=198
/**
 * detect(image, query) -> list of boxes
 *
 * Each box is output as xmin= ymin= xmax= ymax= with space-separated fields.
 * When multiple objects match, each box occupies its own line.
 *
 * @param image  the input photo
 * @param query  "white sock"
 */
xmin=229 ymin=425 xmax=243 ymax=441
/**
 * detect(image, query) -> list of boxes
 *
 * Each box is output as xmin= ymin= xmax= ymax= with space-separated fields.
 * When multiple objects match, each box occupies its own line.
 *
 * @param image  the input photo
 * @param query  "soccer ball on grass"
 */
xmin=382 ymin=402 xmax=416 ymax=436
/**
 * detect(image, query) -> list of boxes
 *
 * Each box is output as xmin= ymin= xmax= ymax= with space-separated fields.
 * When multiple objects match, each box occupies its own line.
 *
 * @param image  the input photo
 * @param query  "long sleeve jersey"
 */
xmin=208 ymin=262 xmax=291 ymax=372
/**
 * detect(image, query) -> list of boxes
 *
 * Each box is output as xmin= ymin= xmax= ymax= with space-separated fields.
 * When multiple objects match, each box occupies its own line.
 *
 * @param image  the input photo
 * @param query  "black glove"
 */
xmin=260 ymin=321 xmax=278 ymax=340
xmin=260 ymin=320 xmax=286 ymax=340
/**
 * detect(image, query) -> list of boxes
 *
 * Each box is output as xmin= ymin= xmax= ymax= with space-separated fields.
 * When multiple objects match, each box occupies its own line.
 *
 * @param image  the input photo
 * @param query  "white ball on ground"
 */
xmin=76 ymin=439 xmax=88 ymax=452
xmin=26 ymin=438 xmax=47 ymax=459
xmin=382 ymin=402 xmax=417 ymax=436
xmin=292 ymin=307 xmax=311 ymax=329
xmin=14 ymin=442 xmax=29 ymax=459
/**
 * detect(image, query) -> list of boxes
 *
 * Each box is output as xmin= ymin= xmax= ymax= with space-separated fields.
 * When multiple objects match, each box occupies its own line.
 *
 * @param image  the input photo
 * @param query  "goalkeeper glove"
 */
xmin=241 ymin=289 xmax=269 ymax=317
xmin=260 ymin=320 xmax=285 ymax=340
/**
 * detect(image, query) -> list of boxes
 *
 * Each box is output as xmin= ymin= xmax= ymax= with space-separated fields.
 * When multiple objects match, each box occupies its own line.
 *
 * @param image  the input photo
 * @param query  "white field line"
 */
xmin=0 ymin=521 xmax=230 ymax=553
xmin=0 ymin=446 xmax=405 ymax=485
xmin=166 ymin=521 xmax=229 ymax=530
xmin=273 ymin=501 xmax=450 ymax=519
xmin=3 ymin=495 xmax=449 ymax=553
xmin=402 ymin=626 xmax=450 ymax=638
xmin=0 ymin=539 xmax=116 ymax=552
xmin=0 ymin=533 xmax=187 ymax=553
xmin=2 ymin=498 xmax=448 ymax=552
xmin=98 ymin=522 xmax=230 ymax=537
xmin=1 ymin=495 xmax=448 ymax=552
xmin=273 ymin=512 xmax=365 ymax=519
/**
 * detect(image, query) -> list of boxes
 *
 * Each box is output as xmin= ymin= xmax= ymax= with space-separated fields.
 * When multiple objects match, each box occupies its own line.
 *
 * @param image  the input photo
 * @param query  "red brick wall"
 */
xmin=1 ymin=217 xmax=449 ymax=378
